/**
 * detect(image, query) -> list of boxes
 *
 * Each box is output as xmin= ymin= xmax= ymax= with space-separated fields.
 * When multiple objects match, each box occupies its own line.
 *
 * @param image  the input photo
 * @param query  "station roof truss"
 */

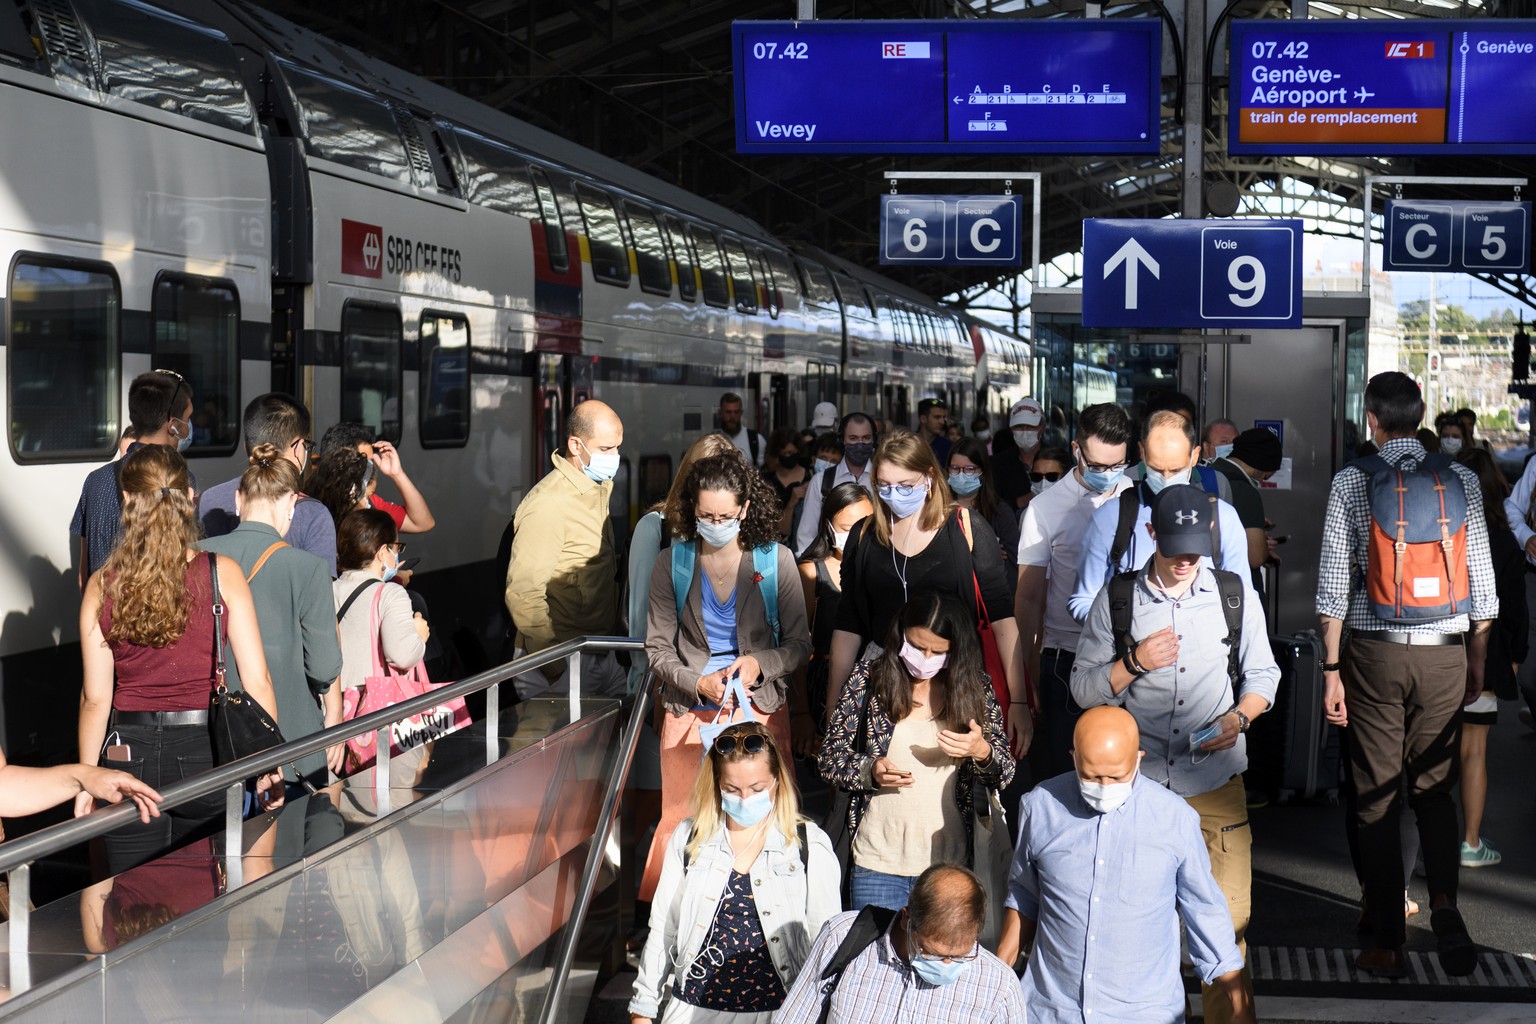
xmin=254 ymin=0 xmax=1536 ymax=315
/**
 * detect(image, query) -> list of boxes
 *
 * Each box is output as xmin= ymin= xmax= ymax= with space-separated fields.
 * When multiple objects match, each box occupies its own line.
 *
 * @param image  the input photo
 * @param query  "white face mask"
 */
xmin=1012 ymin=428 xmax=1040 ymax=450
xmin=1144 ymin=466 xmax=1191 ymax=494
xmin=1439 ymin=437 xmax=1463 ymax=455
xmin=1078 ymin=766 xmax=1137 ymax=813
xmin=831 ymin=529 xmax=851 ymax=552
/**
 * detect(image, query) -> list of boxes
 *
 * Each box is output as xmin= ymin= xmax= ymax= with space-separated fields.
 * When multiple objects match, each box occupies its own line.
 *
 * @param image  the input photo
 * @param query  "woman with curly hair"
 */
xmin=76 ymin=445 xmax=283 ymax=873
xmin=302 ymin=446 xmax=374 ymax=526
xmin=640 ymin=453 xmax=812 ymax=902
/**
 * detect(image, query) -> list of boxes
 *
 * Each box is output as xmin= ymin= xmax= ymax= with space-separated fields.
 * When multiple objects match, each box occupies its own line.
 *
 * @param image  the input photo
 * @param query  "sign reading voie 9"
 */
xmin=732 ymin=20 xmax=1162 ymax=155
xmin=1229 ymin=19 xmax=1536 ymax=155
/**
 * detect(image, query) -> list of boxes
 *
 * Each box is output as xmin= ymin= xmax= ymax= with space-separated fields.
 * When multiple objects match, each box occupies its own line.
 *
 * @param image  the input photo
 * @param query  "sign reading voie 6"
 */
xmin=1082 ymin=219 xmax=1303 ymax=328
xmin=1383 ymin=199 xmax=1530 ymax=273
xmin=880 ymin=194 xmax=1022 ymax=265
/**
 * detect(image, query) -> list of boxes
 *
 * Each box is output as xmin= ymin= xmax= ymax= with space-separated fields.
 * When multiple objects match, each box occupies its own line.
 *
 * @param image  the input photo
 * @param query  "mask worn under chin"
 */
xmin=1439 ymin=437 xmax=1463 ymax=455
xmin=1143 ymin=466 xmax=1191 ymax=494
xmin=719 ymin=786 xmax=774 ymax=827
xmin=577 ymin=440 xmax=621 ymax=483
xmin=947 ymin=472 xmax=982 ymax=497
xmin=1079 ymin=767 xmax=1137 ymax=813
xmin=844 ymin=442 xmax=875 ymax=468
xmin=696 ymin=518 xmax=742 ymax=548
xmin=899 ymin=639 xmax=948 ymax=679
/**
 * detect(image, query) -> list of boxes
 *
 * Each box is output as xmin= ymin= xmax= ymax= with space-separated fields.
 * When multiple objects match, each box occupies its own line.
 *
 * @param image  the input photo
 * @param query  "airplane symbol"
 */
xmin=1355 ymin=87 xmax=1375 ymax=102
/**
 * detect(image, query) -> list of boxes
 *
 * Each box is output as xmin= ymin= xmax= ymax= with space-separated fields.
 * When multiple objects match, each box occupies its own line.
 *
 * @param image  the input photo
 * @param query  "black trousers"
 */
xmin=101 ymin=720 xmax=224 ymax=874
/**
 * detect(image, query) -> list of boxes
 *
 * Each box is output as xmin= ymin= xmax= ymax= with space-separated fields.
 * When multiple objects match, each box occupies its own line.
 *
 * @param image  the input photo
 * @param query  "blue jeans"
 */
xmin=850 ymin=865 xmax=918 ymax=911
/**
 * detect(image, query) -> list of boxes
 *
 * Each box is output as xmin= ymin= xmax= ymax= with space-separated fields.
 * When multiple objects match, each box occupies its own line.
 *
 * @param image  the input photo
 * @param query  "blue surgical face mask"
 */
xmin=947 ymin=471 xmax=982 ymax=497
xmin=696 ymin=517 xmax=742 ymax=548
xmin=1144 ymin=466 xmax=1191 ymax=494
xmin=1214 ymin=443 xmax=1234 ymax=460
xmin=1076 ymin=448 xmax=1124 ymax=494
xmin=576 ymin=438 xmax=620 ymax=483
xmin=907 ymin=921 xmax=973 ymax=988
xmin=380 ymin=546 xmax=399 ymax=583
xmin=813 ymin=457 xmax=836 ymax=476
xmin=720 ymin=786 xmax=774 ymax=827
xmin=171 ymin=417 xmax=192 ymax=453
xmin=879 ymin=483 xmax=929 ymax=520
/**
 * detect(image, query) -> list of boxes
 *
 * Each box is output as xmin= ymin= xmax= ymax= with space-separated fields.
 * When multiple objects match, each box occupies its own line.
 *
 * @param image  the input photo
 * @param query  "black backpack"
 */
xmin=1109 ymin=565 xmax=1245 ymax=692
xmin=1109 ymin=482 xmax=1224 ymax=575
xmin=812 ymin=904 xmax=900 ymax=1024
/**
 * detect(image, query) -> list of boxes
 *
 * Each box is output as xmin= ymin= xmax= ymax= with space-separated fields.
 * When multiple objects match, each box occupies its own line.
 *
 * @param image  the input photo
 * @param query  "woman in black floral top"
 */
xmin=818 ymin=590 xmax=1014 ymax=912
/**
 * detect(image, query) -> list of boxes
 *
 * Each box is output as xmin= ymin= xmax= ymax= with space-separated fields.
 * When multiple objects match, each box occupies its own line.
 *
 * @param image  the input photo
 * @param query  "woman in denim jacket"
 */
xmin=630 ymin=722 xmax=841 ymax=1023
xmin=818 ymin=590 xmax=1015 ymax=912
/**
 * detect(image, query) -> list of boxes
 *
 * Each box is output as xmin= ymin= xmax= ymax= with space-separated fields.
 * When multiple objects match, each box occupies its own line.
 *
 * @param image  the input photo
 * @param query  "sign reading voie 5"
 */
xmin=1082 ymin=219 xmax=1303 ymax=328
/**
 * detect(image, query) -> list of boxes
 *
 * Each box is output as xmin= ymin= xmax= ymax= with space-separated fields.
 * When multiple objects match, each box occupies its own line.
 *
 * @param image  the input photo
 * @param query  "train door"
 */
xmin=750 ymin=371 xmax=789 ymax=437
xmin=532 ymin=352 xmax=594 ymax=464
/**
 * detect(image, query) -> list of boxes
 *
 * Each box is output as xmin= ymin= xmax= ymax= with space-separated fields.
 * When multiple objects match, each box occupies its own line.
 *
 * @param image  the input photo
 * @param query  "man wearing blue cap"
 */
xmin=1070 ymin=484 xmax=1279 ymax=1024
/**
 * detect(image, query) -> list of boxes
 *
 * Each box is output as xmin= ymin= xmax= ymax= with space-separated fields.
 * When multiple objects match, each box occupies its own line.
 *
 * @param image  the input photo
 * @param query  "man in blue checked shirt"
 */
xmin=1068 ymin=485 xmax=1278 ymax=1024
xmin=997 ymin=706 xmax=1252 ymax=1024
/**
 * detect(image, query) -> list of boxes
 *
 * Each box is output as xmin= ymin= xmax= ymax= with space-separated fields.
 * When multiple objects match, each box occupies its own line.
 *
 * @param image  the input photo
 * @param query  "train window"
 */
xmin=280 ymin=60 xmax=412 ymax=185
xmin=754 ymin=250 xmax=779 ymax=319
xmin=765 ymin=250 xmax=800 ymax=307
xmin=454 ymin=130 xmax=540 ymax=218
xmin=419 ymin=311 xmax=470 ymax=448
xmin=639 ymin=455 xmax=673 ymax=510
xmin=530 ymin=166 xmax=570 ymax=273
xmin=625 ymin=203 xmax=672 ymax=296
xmin=723 ymin=238 xmax=757 ymax=315
xmin=151 ymin=274 xmax=239 ymax=455
xmin=690 ymin=225 xmax=729 ymax=308
xmin=575 ymin=183 xmax=630 ymax=286
xmin=663 ymin=215 xmax=697 ymax=301
xmin=9 ymin=258 xmax=119 ymax=461
xmin=799 ymin=259 xmax=837 ymax=306
xmin=341 ymin=302 xmax=402 ymax=443
xmin=76 ymin=0 xmax=255 ymax=134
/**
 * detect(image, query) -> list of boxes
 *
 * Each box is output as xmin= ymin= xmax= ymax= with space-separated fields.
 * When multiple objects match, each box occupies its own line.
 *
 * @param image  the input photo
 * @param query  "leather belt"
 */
xmin=1350 ymin=631 xmax=1464 ymax=647
xmin=112 ymin=709 xmax=210 ymax=727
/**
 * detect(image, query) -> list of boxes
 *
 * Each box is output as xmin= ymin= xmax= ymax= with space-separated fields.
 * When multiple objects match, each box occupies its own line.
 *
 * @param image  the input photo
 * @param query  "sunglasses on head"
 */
xmin=714 ymin=733 xmax=767 ymax=756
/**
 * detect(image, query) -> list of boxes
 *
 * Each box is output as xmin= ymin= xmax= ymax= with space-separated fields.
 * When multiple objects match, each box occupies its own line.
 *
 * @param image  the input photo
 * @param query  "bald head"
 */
xmin=565 ymin=400 xmax=623 ymax=464
xmin=1142 ymin=410 xmax=1198 ymax=478
xmin=908 ymin=864 xmax=985 ymax=950
xmin=1073 ymin=706 xmax=1143 ymax=785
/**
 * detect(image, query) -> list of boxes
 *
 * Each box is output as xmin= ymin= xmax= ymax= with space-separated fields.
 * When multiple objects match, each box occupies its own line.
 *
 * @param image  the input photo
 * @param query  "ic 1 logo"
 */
xmin=341 ymin=218 xmax=384 ymax=279
xmin=1384 ymin=41 xmax=1434 ymax=58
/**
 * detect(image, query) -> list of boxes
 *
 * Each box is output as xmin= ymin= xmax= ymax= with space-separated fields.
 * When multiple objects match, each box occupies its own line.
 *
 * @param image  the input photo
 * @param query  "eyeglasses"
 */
xmin=391 ymin=542 xmax=407 ymax=555
xmin=948 ymin=465 xmax=983 ymax=478
xmin=1077 ymin=452 xmax=1128 ymax=475
xmin=877 ymin=482 xmax=927 ymax=498
xmin=697 ymin=510 xmax=743 ymax=526
xmin=291 ymin=437 xmax=315 ymax=460
xmin=713 ymin=733 xmax=767 ymax=756
xmin=909 ymin=921 xmax=981 ymax=964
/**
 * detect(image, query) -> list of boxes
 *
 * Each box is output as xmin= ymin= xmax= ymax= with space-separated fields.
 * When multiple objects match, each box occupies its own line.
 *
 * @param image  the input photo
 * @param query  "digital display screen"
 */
xmin=732 ymin=20 xmax=1163 ymax=155
xmin=1229 ymin=19 xmax=1536 ymax=155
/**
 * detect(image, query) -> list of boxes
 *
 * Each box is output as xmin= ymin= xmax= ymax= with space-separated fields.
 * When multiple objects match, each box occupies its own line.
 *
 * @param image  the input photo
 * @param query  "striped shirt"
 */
xmin=774 ymin=911 xmax=1026 ymax=1024
xmin=1315 ymin=438 xmax=1497 ymax=633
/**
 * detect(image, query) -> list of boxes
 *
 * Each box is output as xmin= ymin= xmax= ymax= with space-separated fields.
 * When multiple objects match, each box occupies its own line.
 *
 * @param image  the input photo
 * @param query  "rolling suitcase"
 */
xmin=1247 ymin=630 xmax=1342 ymax=803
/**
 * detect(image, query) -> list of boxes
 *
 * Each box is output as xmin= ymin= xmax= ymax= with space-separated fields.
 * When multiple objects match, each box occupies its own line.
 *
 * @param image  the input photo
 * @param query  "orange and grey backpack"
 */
xmin=1353 ymin=452 xmax=1470 ymax=622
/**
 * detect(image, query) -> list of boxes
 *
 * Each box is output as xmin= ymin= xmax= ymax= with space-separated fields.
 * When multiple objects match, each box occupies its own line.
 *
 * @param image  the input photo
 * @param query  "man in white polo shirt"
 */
xmin=1015 ymin=402 xmax=1135 ymax=778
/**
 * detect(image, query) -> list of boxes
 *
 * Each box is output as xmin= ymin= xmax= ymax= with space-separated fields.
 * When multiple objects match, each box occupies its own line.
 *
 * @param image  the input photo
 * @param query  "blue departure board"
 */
xmin=732 ymin=20 xmax=1163 ymax=155
xmin=1229 ymin=19 xmax=1536 ymax=155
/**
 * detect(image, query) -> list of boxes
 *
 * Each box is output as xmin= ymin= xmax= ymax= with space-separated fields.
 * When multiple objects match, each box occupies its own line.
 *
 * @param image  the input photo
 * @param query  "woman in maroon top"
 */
xmin=77 ymin=445 xmax=283 ymax=873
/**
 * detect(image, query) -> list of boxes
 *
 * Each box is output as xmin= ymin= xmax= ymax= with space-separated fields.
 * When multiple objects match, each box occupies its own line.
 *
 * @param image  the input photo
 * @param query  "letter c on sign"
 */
xmin=970 ymin=218 xmax=1001 ymax=254
xmin=1405 ymin=223 xmax=1437 ymax=260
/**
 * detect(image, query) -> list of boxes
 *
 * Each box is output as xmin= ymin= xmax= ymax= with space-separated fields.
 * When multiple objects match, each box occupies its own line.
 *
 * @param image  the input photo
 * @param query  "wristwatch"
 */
xmin=1229 ymin=707 xmax=1251 ymax=733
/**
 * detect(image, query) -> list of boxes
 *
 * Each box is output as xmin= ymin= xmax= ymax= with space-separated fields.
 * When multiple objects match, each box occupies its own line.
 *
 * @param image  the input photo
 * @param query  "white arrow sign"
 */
xmin=1102 ymin=237 xmax=1159 ymax=310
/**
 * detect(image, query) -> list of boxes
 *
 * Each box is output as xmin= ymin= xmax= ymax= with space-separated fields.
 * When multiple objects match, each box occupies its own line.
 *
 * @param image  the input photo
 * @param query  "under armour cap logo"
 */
xmin=1175 ymin=509 xmax=1200 ymax=526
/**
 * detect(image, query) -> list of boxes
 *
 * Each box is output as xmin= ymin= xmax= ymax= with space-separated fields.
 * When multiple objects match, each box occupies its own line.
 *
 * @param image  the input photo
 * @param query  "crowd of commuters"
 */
xmin=29 ymin=366 xmax=1529 ymax=1021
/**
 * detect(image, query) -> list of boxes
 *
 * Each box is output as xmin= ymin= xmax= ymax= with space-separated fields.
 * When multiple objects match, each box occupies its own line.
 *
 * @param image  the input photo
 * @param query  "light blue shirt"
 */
xmin=1504 ymin=453 xmax=1536 ymax=563
xmin=1069 ymin=483 xmax=1253 ymax=623
xmin=1006 ymin=773 xmax=1244 ymax=1024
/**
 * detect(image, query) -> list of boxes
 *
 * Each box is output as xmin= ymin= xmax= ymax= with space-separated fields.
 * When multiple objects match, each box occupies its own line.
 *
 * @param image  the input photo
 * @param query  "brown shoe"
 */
xmin=1356 ymin=946 xmax=1408 ymax=978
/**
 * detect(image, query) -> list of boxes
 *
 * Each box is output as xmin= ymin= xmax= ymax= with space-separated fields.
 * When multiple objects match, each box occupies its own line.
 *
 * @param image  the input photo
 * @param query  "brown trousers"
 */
xmin=1185 ymin=775 xmax=1254 ymax=1024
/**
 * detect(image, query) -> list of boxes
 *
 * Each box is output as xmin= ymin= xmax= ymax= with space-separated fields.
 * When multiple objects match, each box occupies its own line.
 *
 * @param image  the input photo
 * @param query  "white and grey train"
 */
xmin=0 ymin=0 xmax=1029 ymax=760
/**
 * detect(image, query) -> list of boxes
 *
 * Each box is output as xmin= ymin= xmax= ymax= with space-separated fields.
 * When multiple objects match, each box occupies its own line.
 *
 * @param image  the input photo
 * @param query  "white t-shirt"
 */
xmin=723 ymin=426 xmax=765 ymax=468
xmin=1017 ymin=470 xmax=1132 ymax=651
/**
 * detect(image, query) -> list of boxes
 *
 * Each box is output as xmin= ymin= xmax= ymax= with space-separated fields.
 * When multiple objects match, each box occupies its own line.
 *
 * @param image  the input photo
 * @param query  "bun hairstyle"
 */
xmin=238 ymin=442 xmax=300 ymax=505
xmin=104 ymin=444 xmax=200 ymax=648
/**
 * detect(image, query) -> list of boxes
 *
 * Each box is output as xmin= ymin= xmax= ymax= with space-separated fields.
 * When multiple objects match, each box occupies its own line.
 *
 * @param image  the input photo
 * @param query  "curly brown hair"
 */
xmin=104 ymin=445 xmax=200 ymax=648
xmin=667 ymin=452 xmax=781 ymax=550
xmin=302 ymin=447 xmax=371 ymax=526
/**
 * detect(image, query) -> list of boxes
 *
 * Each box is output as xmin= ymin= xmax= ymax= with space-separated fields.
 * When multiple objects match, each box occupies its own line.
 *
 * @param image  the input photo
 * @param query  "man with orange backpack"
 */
xmin=1316 ymin=371 xmax=1497 ymax=980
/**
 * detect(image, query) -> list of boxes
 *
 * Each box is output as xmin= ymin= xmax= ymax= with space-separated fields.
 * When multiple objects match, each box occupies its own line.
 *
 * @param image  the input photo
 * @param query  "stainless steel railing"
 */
xmin=0 ymin=635 xmax=646 ymax=997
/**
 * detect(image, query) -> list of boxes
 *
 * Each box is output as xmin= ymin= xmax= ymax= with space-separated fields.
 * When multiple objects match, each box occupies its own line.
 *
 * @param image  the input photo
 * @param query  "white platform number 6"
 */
xmin=1227 ymin=255 xmax=1266 ymax=308
xmin=903 ymin=218 xmax=928 ymax=253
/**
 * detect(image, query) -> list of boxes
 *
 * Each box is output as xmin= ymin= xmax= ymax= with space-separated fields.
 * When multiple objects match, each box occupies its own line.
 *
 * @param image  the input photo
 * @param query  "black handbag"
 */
xmin=206 ymin=553 xmax=286 ymax=766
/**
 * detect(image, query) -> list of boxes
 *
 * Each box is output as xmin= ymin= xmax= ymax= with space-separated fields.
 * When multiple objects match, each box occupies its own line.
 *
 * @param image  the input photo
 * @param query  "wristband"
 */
xmin=1321 ymin=661 xmax=1342 ymax=672
xmin=1122 ymin=652 xmax=1143 ymax=677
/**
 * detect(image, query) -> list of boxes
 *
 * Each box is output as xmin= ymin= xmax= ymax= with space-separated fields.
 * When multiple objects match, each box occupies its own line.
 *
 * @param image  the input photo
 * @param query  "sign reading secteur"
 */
xmin=732 ymin=20 xmax=1162 ymax=154
xmin=880 ymin=195 xmax=1023 ymax=266
xmin=1229 ymin=19 xmax=1536 ymax=155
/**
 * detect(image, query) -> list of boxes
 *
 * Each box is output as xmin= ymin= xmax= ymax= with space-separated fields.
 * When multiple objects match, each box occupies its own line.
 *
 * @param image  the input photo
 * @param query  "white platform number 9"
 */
xmin=1227 ymin=255 xmax=1266 ymax=308
xmin=1481 ymin=224 xmax=1506 ymax=263
xmin=903 ymin=218 xmax=928 ymax=253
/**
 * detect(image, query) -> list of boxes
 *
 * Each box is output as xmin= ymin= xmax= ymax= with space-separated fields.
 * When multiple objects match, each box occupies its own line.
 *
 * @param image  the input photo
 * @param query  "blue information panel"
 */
xmin=880 ymin=195 xmax=1022 ymax=266
xmin=733 ymin=20 xmax=1162 ymax=155
xmin=1083 ymin=219 xmax=1303 ymax=329
xmin=1230 ymin=20 xmax=1536 ymax=155
xmin=1383 ymin=200 xmax=1531 ymax=273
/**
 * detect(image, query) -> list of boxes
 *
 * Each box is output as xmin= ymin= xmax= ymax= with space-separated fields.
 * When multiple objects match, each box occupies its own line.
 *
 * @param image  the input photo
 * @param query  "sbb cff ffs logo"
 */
xmin=341 ymin=218 xmax=383 ymax=279
xmin=341 ymin=218 xmax=464 ymax=282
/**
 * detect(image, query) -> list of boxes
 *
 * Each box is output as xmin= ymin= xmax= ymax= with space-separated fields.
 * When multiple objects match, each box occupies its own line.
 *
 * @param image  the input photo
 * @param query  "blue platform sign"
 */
xmin=1382 ymin=200 xmax=1530 ymax=273
xmin=880 ymin=195 xmax=1022 ymax=266
xmin=733 ymin=20 xmax=1161 ymax=155
xmin=1083 ymin=219 xmax=1303 ymax=329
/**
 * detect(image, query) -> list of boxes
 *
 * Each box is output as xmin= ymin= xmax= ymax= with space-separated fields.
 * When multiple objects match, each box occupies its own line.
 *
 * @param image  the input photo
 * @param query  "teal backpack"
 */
xmin=671 ymin=540 xmax=780 ymax=644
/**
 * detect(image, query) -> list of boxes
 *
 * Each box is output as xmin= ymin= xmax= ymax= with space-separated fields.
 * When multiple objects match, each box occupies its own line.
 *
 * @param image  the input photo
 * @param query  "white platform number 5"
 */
xmin=1227 ymin=255 xmax=1266 ymax=308
xmin=1481 ymin=224 xmax=1507 ymax=263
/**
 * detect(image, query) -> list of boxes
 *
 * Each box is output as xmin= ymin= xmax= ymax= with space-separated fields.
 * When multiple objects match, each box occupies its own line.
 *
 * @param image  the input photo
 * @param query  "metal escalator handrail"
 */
xmin=0 ymin=635 xmax=644 ymax=876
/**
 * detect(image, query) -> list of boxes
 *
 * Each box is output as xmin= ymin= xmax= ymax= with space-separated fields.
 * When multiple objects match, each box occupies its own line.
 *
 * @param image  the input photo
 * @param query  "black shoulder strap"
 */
xmin=1109 ymin=570 xmax=1137 ymax=659
xmin=797 ymin=821 xmax=810 ymax=877
xmin=748 ymin=430 xmax=760 ymax=463
xmin=1208 ymin=494 xmax=1224 ymax=570
xmin=820 ymin=464 xmax=836 ymax=501
xmin=336 ymin=579 xmax=380 ymax=624
xmin=817 ymin=904 xmax=900 ymax=1024
xmin=1108 ymin=486 xmax=1142 ymax=572
xmin=1213 ymin=569 xmax=1245 ymax=696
